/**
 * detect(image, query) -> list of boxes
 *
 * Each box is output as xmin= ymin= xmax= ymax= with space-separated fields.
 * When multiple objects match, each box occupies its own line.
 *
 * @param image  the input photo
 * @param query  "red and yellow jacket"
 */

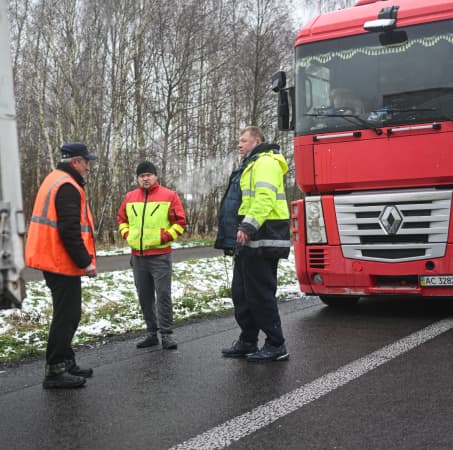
xmin=117 ymin=182 xmax=186 ymax=256
xmin=25 ymin=169 xmax=96 ymax=275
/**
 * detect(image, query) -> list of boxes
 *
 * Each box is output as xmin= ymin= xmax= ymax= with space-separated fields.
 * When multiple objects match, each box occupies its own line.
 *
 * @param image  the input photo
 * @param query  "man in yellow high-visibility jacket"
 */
xmin=219 ymin=126 xmax=291 ymax=362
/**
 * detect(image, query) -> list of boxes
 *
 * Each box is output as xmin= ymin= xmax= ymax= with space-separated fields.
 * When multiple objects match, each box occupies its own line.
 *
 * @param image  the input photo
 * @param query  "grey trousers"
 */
xmin=131 ymin=253 xmax=174 ymax=335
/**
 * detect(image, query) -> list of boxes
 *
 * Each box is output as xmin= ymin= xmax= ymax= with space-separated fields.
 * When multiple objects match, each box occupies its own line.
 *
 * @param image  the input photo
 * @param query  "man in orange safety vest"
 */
xmin=26 ymin=142 xmax=97 ymax=389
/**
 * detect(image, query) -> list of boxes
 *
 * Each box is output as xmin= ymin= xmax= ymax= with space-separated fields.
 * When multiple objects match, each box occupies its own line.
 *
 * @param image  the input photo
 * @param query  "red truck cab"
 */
xmin=275 ymin=0 xmax=453 ymax=305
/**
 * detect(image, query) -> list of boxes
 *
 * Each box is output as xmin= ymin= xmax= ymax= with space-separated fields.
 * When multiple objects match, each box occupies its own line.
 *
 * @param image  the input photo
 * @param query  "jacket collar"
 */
xmin=243 ymin=142 xmax=280 ymax=165
xmin=57 ymin=162 xmax=85 ymax=187
xmin=140 ymin=181 xmax=160 ymax=194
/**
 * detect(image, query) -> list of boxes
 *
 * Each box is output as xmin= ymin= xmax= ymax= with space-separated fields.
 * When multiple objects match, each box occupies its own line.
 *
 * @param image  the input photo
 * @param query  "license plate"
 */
xmin=420 ymin=275 xmax=453 ymax=287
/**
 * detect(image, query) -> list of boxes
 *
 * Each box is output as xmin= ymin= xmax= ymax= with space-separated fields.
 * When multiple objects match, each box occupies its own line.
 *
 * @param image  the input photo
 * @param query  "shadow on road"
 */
xmin=311 ymin=295 xmax=453 ymax=321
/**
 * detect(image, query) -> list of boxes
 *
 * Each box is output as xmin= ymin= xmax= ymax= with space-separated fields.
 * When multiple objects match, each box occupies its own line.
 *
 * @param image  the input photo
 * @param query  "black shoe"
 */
xmin=65 ymin=360 xmax=93 ymax=378
xmin=136 ymin=334 xmax=159 ymax=348
xmin=161 ymin=334 xmax=178 ymax=350
xmin=43 ymin=371 xmax=86 ymax=389
xmin=246 ymin=342 xmax=289 ymax=362
xmin=222 ymin=340 xmax=258 ymax=358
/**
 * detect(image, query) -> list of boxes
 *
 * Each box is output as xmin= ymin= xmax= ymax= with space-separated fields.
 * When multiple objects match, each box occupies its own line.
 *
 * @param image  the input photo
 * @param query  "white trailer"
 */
xmin=0 ymin=0 xmax=25 ymax=308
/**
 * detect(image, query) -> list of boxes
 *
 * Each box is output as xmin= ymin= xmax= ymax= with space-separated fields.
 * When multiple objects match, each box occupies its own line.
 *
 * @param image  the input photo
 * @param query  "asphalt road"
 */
xmin=23 ymin=246 xmax=224 ymax=281
xmin=2 ymin=294 xmax=453 ymax=449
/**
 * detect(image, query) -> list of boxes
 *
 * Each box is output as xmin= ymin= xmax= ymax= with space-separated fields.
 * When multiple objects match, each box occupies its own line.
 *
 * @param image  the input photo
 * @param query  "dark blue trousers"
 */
xmin=231 ymin=253 xmax=285 ymax=346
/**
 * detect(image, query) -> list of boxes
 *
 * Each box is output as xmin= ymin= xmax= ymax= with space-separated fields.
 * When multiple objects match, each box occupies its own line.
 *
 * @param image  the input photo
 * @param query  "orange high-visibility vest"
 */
xmin=25 ymin=169 xmax=96 ymax=275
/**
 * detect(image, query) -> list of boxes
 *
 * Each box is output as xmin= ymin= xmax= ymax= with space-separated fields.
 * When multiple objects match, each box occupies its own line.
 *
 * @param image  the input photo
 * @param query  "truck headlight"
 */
xmin=305 ymin=196 xmax=327 ymax=244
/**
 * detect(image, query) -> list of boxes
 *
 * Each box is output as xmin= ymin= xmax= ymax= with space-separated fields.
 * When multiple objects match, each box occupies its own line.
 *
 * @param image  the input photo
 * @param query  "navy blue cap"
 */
xmin=61 ymin=142 xmax=97 ymax=160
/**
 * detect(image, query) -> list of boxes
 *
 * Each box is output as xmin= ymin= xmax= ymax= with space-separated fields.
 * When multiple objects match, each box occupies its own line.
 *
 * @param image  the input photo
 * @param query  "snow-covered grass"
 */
xmin=0 ymin=249 xmax=300 ymax=363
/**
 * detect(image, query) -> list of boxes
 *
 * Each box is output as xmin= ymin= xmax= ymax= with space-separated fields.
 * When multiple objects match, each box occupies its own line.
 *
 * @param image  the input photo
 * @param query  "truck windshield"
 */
xmin=295 ymin=19 xmax=453 ymax=135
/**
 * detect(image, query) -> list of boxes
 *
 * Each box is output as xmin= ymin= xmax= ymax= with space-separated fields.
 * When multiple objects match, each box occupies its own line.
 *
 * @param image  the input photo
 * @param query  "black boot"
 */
xmin=43 ymin=362 xmax=86 ymax=389
xmin=246 ymin=342 xmax=289 ymax=362
xmin=161 ymin=334 xmax=178 ymax=350
xmin=65 ymin=359 xmax=93 ymax=378
xmin=136 ymin=334 xmax=160 ymax=348
xmin=222 ymin=340 xmax=258 ymax=358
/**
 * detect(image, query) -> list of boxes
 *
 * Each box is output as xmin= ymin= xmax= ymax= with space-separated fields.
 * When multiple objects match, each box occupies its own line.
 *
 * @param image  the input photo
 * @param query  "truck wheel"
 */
xmin=319 ymin=295 xmax=359 ymax=307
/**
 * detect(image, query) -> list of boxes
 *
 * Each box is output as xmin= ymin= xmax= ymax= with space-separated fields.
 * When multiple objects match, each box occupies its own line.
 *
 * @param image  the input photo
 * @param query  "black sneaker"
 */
xmin=246 ymin=342 xmax=289 ymax=362
xmin=136 ymin=334 xmax=160 ymax=348
xmin=43 ymin=372 xmax=86 ymax=389
xmin=161 ymin=334 xmax=178 ymax=350
xmin=222 ymin=340 xmax=258 ymax=358
xmin=65 ymin=360 xmax=93 ymax=378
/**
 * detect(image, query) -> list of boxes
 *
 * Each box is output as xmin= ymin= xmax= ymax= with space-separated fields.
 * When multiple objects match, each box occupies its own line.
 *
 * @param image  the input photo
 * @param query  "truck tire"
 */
xmin=319 ymin=295 xmax=359 ymax=307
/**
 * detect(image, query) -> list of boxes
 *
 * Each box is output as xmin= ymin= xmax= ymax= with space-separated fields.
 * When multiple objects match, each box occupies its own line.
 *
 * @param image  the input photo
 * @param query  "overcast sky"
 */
xmin=294 ymin=0 xmax=357 ymax=26
xmin=294 ymin=4 xmax=315 ymax=26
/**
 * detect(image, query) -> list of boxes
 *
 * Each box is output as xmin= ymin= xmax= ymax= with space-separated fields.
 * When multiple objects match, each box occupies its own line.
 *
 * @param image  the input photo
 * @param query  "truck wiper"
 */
xmin=381 ymin=108 xmax=436 ymax=114
xmin=369 ymin=108 xmax=453 ymax=123
xmin=304 ymin=113 xmax=383 ymax=135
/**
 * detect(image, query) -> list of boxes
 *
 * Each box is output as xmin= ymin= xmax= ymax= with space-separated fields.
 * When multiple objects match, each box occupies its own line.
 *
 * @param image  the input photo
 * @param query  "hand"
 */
xmin=160 ymin=229 xmax=173 ymax=244
xmin=236 ymin=230 xmax=250 ymax=246
xmin=84 ymin=263 xmax=97 ymax=278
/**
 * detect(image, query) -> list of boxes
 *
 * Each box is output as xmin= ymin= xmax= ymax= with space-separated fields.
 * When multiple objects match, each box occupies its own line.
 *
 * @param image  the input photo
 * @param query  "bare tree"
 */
xmin=10 ymin=0 xmax=298 ymax=240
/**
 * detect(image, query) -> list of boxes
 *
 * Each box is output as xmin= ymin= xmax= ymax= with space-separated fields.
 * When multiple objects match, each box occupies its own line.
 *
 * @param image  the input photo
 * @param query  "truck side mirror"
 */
xmin=272 ymin=71 xmax=294 ymax=131
xmin=272 ymin=71 xmax=286 ymax=92
xmin=278 ymin=90 xmax=290 ymax=130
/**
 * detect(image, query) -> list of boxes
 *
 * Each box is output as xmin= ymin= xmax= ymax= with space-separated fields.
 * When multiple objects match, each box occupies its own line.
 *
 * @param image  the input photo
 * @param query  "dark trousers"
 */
xmin=43 ymin=272 xmax=82 ymax=366
xmin=231 ymin=253 xmax=285 ymax=346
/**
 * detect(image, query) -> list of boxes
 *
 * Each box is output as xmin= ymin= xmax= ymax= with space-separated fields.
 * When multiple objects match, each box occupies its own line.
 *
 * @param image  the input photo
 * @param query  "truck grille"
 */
xmin=334 ymin=189 xmax=452 ymax=262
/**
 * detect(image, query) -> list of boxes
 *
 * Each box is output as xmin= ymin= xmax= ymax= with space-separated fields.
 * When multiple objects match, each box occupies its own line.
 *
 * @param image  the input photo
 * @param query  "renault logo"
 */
xmin=379 ymin=205 xmax=403 ymax=235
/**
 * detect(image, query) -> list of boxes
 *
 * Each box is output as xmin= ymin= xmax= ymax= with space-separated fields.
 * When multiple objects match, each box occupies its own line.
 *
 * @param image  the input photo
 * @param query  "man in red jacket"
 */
xmin=117 ymin=162 xmax=186 ymax=350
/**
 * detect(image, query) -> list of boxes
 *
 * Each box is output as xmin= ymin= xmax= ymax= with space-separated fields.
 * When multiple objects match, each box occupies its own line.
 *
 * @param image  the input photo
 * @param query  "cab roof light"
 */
xmin=364 ymin=5 xmax=400 ymax=32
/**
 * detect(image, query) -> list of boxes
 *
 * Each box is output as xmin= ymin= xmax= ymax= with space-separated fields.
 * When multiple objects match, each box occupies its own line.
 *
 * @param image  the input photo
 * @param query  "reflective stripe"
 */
xmin=30 ymin=215 xmax=94 ymax=233
xmin=30 ymin=215 xmax=58 ymax=228
xmin=242 ymin=189 xmax=286 ymax=200
xmin=245 ymin=239 xmax=291 ymax=248
xmin=255 ymin=181 xmax=278 ymax=193
xmin=242 ymin=217 xmax=260 ymax=231
xmin=31 ymin=174 xmax=93 ymax=233
xmin=82 ymin=200 xmax=90 ymax=228
xmin=41 ymin=174 xmax=71 ymax=218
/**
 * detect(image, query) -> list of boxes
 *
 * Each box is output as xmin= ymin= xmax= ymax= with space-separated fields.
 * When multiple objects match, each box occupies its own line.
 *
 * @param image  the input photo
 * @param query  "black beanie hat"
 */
xmin=136 ymin=161 xmax=157 ymax=176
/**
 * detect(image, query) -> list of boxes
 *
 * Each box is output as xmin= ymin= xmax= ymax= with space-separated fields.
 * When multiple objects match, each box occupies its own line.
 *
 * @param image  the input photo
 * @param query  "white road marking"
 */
xmin=170 ymin=318 xmax=453 ymax=450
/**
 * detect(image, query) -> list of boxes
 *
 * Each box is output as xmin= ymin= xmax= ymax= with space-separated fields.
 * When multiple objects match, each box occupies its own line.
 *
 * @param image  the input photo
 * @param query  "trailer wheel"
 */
xmin=319 ymin=295 xmax=359 ymax=307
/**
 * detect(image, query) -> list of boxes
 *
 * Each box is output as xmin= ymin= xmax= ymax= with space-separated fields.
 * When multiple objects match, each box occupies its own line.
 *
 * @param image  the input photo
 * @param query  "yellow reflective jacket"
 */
xmin=238 ymin=143 xmax=291 ymax=258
